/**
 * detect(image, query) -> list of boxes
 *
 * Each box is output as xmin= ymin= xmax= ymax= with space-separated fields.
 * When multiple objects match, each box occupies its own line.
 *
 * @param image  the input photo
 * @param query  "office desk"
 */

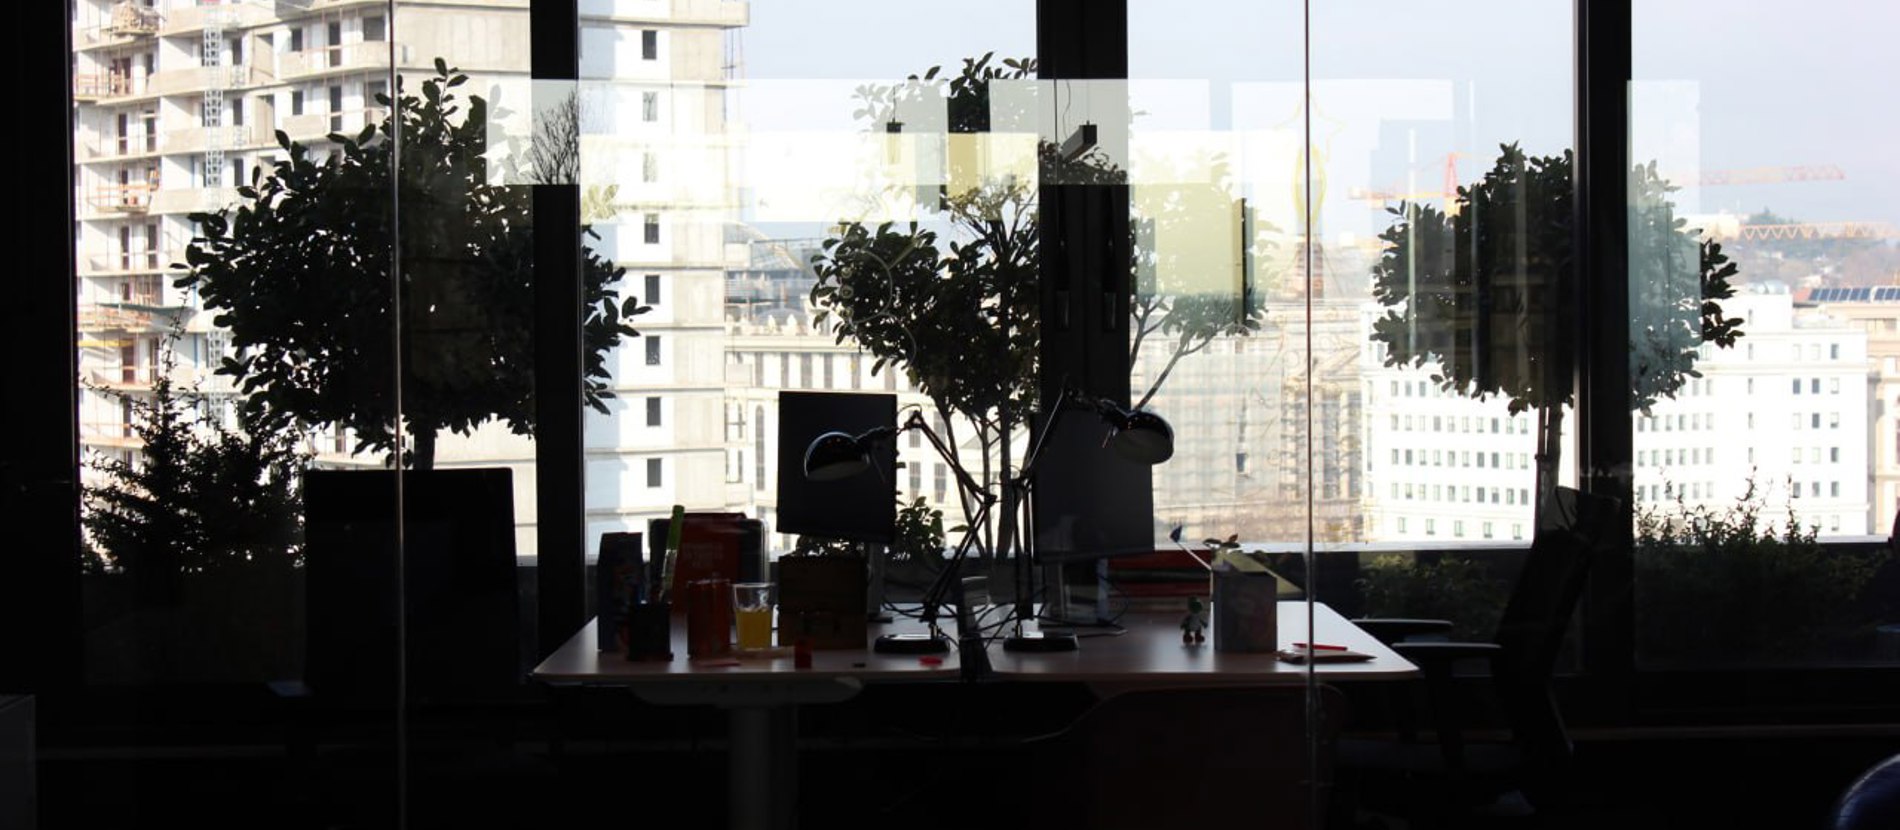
xmin=533 ymin=603 xmax=1415 ymax=829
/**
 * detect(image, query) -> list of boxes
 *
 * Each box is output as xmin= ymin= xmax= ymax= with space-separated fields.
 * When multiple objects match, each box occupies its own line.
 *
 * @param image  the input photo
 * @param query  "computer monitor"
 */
xmin=775 ymin=391 xmax=897 ymax=544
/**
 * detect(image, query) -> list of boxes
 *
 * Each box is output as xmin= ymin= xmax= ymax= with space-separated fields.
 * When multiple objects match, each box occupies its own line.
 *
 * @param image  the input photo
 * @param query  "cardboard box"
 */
xmin=777 ymin=555 xmax=867 ymax=650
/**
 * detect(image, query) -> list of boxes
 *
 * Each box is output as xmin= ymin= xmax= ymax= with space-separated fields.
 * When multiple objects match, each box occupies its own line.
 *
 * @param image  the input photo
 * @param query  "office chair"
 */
xmin=1343 ymin=485 xmax=1618 ymax=824
xmin=282 ymin=469 xmax=552 ymax=827
xmin=1022 ymin=684 xmax=1349 ymax=830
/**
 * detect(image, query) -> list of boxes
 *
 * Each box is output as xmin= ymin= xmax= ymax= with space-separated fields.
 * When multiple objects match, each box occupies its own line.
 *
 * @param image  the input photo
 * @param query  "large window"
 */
xmin=1630 ymin=0 xmax=1900 ymax=668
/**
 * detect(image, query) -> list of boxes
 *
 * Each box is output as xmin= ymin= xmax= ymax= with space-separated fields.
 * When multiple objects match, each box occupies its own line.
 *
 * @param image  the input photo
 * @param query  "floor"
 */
xmin=33 ymin=688 xmax=1899 ymax=829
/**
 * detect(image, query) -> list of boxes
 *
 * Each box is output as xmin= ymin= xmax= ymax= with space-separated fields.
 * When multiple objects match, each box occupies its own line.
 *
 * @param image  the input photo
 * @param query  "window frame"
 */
xmin=19 ymin=0 xmax=1900 ymax=730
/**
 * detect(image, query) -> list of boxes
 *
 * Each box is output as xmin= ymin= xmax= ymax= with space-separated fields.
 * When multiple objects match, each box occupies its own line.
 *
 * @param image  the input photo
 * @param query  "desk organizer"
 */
xmin=624 ymin=601 xmax=674 ymax=662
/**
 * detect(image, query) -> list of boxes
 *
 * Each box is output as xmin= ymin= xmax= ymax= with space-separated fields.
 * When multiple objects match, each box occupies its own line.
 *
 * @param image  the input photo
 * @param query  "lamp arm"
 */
xmin=893 ymin=409 xmax=996 ymax=637
xmin=1011 ymin=386 xmax=1074 ymax=488
xmin=915 ymin=494 xmax=992 ymax=635
xmin=899 ymin=410 xmax=990 ymax=506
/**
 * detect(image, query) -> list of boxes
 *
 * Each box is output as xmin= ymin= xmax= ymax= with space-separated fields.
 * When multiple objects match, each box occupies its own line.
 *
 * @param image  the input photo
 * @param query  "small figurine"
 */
xmin=1181 ymin=596 xmax=1208 ymax=645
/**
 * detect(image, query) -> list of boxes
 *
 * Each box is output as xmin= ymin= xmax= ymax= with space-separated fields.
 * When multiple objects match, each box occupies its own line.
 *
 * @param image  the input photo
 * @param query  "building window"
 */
xmin=646 ymin=458 xmax=662 ymax=488
xmin=799 ymin=355 xmax=812 ymax=387
xmin=642 ymin=91 xmax=659 ymax=122
xmin=645 ymin=336 xmax=661 ymax=366
xmin=754 ymin=406 xmax=766 ymax=489
xmin=290 ymin=28 xmax=304 ymax=52
xmin=822 ymin=356 xmax=834 ymax=389
xmin=1424 ymin=518 xmax=1436 ymax=536
xmin=641 ymin=29 xmax=658 ymax=60
xmin=645 ymin=274 xmax=661 ymax=305
xmin=646 ymin=396 xmax=662 ymax=427
xmin=290 ymin=89 xmax=304 ymax=116
xmin=364 ymin=15 xmax=387 ymax=42
xmin=1396 ymin=517 xmax=1407 ymax=533
xmin=642 ymin=151 xmax=658 ymax=183
xmin=643 ymin=213 xmax=660 ymax=244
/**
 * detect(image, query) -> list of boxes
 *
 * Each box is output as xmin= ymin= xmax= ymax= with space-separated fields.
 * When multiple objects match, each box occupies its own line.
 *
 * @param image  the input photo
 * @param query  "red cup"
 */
xmin=686 ymin=577 xmax=734 ymax=658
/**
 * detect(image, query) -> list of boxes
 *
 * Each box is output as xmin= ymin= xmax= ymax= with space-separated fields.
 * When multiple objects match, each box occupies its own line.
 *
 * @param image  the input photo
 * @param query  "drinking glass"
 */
xmin=732 ymin=581 xmax=775 ymax=650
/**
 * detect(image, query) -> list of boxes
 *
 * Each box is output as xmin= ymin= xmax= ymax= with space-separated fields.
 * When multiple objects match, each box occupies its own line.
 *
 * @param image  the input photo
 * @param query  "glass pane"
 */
xmin=1631 ymin=1 xmax=1900 ymax=668
xmin=576 ymin=0 xmax=1034 ymax=568
xmin=70 ymin=0 xmax=403 ymax=824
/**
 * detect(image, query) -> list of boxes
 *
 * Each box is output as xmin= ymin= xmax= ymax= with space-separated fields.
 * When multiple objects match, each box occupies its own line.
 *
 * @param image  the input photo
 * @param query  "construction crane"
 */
xmin=1691 ymin=164 xmax=1845 ymax=187
xmin=1347 ymin=152 xmax=1466 ymax=205
xmin=1708 ymin=221 xmax=1900 ymax=242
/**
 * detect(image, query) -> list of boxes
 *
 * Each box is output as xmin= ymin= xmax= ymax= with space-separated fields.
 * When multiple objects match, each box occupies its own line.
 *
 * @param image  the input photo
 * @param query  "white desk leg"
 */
xmin=728 ymin=705 xmax=777 ymax=830
xmin=635 ymin=679 xmax=859 ymax=830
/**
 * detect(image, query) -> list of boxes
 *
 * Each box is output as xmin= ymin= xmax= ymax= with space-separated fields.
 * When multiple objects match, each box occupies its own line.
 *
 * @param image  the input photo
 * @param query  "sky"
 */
xmin=730 ymin=0 xmax=1900 ymax=239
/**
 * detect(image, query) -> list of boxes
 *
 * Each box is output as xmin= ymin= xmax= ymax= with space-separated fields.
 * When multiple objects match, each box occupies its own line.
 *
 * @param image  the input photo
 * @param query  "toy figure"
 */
xmin=1181 ymin=596 xmax=1208 ymax=645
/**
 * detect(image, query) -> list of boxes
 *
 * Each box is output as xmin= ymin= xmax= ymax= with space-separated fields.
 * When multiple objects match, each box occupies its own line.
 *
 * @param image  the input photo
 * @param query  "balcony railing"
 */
xmin=146 ymin=63 xmax=258 ymax=97
xmin=280 ymin=107 xmax=390 ymax=141
xmin=281 ymin=42 xmax=407 ymax=80
xmin=87 ymin=183 xmax=156 ymax=213
xmin=76 ymin=304 xmax=158 ymax=333
xmin=73 ymin=72 xmax=137 ymax=101
xmin=79 ymin=421 xmax=141 ymax=448
xmin=82 ymin=251 xmax=180 ymax=274
xmin=160 ymin=122 xmax=270 ymax=155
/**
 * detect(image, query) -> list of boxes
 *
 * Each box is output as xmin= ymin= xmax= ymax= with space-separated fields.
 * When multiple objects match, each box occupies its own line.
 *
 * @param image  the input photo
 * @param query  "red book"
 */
xmin=669 ymin=513 xmax=746 ymax=618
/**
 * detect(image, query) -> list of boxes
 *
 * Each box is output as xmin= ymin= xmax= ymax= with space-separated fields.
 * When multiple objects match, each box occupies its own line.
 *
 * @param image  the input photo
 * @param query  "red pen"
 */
xmin=1292 ymin=642 xmax=1346 ymax=651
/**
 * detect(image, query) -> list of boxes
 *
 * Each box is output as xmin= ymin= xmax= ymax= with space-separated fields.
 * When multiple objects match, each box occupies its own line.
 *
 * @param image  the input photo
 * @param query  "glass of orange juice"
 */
xmin=732 ymin=581 xmax=774 ymax=650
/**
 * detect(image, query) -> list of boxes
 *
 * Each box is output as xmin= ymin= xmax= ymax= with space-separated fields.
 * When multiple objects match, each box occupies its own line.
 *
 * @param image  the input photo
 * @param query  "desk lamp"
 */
xmin=805 ymin=410 xmax=995 ymax=655
xmin=805 ymin=394 xmax=1173 ymax=655
xmin=995 ymin=390 xmax=1173 ymax=652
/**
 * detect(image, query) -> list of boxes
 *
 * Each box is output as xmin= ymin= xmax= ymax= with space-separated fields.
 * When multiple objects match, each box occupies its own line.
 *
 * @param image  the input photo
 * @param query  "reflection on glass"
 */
xmin=576 ymin=1 xmax=1036 ymax=558
xmin=1631 ymin=0 xmax=1900 ymax=667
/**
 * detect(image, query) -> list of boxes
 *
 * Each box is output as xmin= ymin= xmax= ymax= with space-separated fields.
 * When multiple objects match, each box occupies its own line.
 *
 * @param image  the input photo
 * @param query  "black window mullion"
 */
xmin=1575 ymin=0 xmax=1636 ymax=711
xmin=1031 ymin=0 xmax=1152 ymax=557
xmin=531 ymin=0 xmax=584 ymax=660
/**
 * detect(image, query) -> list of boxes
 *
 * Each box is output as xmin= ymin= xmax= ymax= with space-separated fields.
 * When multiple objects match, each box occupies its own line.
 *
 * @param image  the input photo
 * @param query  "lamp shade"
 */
xmin=1106 ymin=409 xmax=1174 ymax=464
xmin=803 ymin=431 xmax=872 ymax=481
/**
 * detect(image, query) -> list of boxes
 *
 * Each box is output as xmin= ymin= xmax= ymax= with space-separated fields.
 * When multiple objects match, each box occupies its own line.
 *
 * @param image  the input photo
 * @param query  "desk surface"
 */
xmin=533 ymin=602 xmax=1415 ymax=686
xmin=994 ymin=602 xmax=1417 ymax=683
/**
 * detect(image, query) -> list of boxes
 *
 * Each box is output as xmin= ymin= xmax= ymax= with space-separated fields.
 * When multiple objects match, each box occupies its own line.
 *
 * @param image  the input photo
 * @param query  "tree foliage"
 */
xmin=814 ymin=53 xmax=1268 ymax=480
xmin=176 ymin=60 xmax=646 ymax=468
xmin=1368 ymin=143 xmax=1744 ymax=503
xmin=83 ymin=336 xmax=309 ymax=576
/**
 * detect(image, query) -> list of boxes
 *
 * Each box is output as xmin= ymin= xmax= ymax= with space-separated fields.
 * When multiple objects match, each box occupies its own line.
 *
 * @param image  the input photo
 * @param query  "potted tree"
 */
xmin=176 ymin=60 xmax=644 ymax=471
xmin=82 ymin=332 xmax=310 ymax=683
xmin=1367 ymin=143 xmax=1745 ymax=516
xmin=174 ymin=61 xmax=647 ymax=688
xmin=811 ymin=54 xmax=1266 ymax=573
